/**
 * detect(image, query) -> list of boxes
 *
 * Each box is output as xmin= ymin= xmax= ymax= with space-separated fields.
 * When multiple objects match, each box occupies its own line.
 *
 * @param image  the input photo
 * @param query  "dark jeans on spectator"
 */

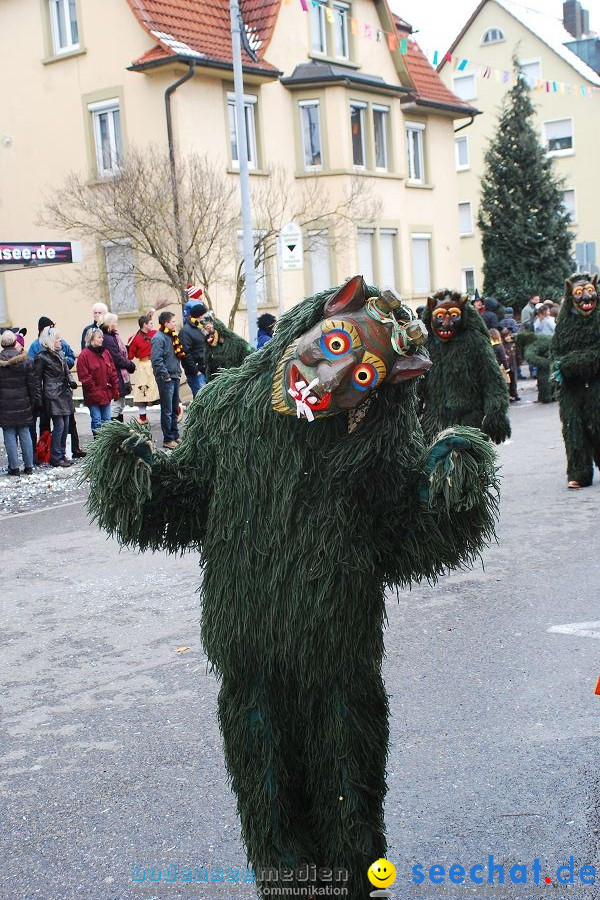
xmin=32 ymin=410 xmax=80 ymax=457
xmin=3 ymin=426 xmax=34 ymax=470
xmin=50 ymin=415 xmax=70 ymax=465
xmin=89 ymin=404 xmax=112 ymax=435
xmin=187 ymin=372 xmax=207 ymax=398
xmin=158 ymin=378 xmax=180 ymax=443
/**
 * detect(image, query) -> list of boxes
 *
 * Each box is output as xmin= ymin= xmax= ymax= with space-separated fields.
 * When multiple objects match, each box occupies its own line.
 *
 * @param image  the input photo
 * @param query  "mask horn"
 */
xmin=324 ymin=275 xmax=366 ymax=316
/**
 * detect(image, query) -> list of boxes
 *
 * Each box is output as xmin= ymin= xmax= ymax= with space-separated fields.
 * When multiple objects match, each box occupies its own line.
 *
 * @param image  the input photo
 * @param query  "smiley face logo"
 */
xmin=367 ymin=858 xmax=397 ymax=889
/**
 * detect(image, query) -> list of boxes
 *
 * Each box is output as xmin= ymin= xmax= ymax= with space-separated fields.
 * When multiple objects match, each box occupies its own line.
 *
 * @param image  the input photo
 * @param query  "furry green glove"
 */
xmin=420 ymin=426 xmax=498 ymax=512
xmin=120 ymin=428 xmax=154 ymax=466
xmin=481 ymin=408 xmax=511 ymax=445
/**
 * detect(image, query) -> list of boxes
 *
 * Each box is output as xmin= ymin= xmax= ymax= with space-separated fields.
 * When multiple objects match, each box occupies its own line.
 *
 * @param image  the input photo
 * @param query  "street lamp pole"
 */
xmin=229 ymin=0 xmax=258 ymax=346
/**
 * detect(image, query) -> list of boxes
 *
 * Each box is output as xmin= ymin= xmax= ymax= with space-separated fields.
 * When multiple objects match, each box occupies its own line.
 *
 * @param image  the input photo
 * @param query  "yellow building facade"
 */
xmin=438 ymin=0 xmax=600 ymax=296
xmin=0 ymin=0 xmax=474 ymax=349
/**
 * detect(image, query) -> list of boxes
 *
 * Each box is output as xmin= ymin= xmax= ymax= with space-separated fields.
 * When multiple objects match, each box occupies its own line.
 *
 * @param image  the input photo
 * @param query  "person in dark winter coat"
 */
xmin=183 ymin=284 xmax=204 ymax=325
xmin=501 ymin=328 xmax=520 ymax=401
xmin=28 ymin=315 xmax=85 ymax=456
xmin=256 ymin=313 xmax=276 ymax=349
xmin=32 ymin=328 xmax=76 ymax=468
xmin=151 ymin=311 xmax=184 ymax=448
xmin=80 ymin=302 xmax=108 ymax=350
xmin=0 ymin=331 xmax=36 ymax=475
xmin=100 ymin=313 xmax=135 ymax=422
xmin=498 ymin=306 xmax=519 ymax=334
xmin=420 ymin=290 xmax=511 ymax=444
xmin=77 ymin=328 xmax=120 ymax=436
xmin=179 ymin=302 xmax=208 ymax=397
xmin=481 ymin=297 xmax=500 ymax=331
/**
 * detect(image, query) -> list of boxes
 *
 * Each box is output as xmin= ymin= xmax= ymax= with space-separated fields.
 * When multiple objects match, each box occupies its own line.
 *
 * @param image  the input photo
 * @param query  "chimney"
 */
xmin=563 ymin=0 xmax=588 ymax=39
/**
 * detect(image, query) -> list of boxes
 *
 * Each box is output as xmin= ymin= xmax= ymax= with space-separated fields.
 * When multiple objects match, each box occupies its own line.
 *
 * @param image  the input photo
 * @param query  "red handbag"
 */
xmin=35 ymin=430 xmax=52 ymax=464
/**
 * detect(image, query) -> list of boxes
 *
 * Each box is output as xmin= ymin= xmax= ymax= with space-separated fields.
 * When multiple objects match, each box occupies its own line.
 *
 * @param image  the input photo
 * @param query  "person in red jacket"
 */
xmin=76 ymin=328 xmax=120 ymax=437
xmin=127 ymin=312 xmax=158 ymax=425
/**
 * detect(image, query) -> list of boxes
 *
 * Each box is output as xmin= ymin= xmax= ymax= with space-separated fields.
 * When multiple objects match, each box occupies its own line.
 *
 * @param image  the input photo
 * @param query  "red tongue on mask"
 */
xmin=289 ymin=365 xmax=332 ymax=411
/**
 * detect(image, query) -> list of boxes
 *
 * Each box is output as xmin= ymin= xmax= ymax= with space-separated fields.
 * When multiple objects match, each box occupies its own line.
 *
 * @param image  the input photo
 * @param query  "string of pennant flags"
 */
xmin=284 ymin=0 xmax=600 ymax=98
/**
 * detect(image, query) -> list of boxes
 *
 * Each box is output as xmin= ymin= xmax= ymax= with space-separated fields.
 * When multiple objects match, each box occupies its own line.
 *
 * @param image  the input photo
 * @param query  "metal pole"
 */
xmin=165 ymin=62 xmax=196 ymax=306
xmin=276 ymin=234 xmax=284 ymax=318
xmin=230 ymin=0 xmax=258 ymax=345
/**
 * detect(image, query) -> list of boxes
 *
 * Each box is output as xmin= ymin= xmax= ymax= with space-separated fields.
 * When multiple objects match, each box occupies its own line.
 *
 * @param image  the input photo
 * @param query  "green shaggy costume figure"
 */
xmin=420 ymin=290 xmax=511 ymax=444
xmin=202 ymin=316 xmax=254 ymax=381
xmin=84 ymin=277 xmax=499 ymax=899
xmin=524 ymin=335 xmax=554 ymax=404
xmin=551 ymin=273 xmax=600 ymax=488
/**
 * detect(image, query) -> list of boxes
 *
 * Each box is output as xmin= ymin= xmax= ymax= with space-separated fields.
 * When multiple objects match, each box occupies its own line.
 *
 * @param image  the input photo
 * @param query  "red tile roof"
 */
xmin=394 ymin=15 xmax=476 ymax=113
xmin=127 ymin=0 xmax=282 ymax=73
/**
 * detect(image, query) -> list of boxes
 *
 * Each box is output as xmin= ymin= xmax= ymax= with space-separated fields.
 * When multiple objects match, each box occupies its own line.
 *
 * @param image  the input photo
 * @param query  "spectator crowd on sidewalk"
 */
xmin=0 ymin=280 xmax=564 ymax=477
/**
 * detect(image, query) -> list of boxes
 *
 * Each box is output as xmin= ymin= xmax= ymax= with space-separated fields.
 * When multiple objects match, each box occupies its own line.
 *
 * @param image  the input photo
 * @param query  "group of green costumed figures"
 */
xmin=83 ymin=272 xmax=598 ymax=899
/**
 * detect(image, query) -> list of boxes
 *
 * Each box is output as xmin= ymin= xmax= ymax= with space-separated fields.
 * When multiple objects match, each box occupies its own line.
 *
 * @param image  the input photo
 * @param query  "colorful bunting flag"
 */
xmin=290 ymin=0 xmax=599 ymax=101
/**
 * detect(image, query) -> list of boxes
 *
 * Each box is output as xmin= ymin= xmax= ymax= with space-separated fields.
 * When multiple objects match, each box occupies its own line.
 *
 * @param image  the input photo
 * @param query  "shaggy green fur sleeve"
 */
xmin=82 ymin=420 xmax=211 ymax=553
xmin=552 ymin=347 xmax=600 ymax=381
xmin=377 ymin=426 xmax=499 ymax=587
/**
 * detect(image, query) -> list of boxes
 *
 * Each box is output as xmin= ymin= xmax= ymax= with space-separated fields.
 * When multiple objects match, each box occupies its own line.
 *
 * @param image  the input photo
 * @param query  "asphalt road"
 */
xmin=1 ymin=383 xmax=599 ymax=900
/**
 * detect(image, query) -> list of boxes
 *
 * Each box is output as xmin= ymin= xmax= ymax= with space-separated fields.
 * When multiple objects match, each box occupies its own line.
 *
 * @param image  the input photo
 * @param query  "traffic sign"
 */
xmin=280 ymin=222 xmax=303 ymax=271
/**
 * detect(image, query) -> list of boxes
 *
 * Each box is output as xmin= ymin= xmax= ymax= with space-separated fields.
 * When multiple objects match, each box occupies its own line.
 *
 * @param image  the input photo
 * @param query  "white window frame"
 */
xmin=333 ymin=2 xmax=350 ymax=59
xmin=562 ymin=189 xmax=577 ymax=223
xmin=350 ymin=102 xmax=367 ymax=169
xmin=299 ymin=100 xmax=323 ymax=171
xmin=482 ymin=27 xmax=504 ymax=44
xmin=357 ymin=227 xmax=375 ymax=285
xmin=103 ymin=239 xmax=138 ymax=314
xmin=455 ymin=135 xmax=469 ymax=171
xmin=227 ymin=92 xmax=258 ymax=170
xmin=406 ymin=121 xmax=425 ymax=184
xmin=310 ymin=0 xmax=328 ymax=54
xmin=458 ymin=201 xmax=473 ymax=237
xmin=379 ymin=228 xmax=399 ymax=290
xmin=461 ymin=267 xmax=476 ymax=295
xmin=88 ymin=99 xmax=123 ymax=177
xmin=411 ymin=233 xmax=432 ymax=296
xmin=373 ymin=105 xmax=390 ymax=172
xmin=307 ymin=229 xmax=332 ymax=293
xmin=49 ymin=0 xmax=79 ymax=54
xmin=452 ymin=73 xmax=477 ymax=101
xmin=544 ymin=117 xmax=574 ymax=156
xmin=519 ymin=59 xmax=541 ymax=89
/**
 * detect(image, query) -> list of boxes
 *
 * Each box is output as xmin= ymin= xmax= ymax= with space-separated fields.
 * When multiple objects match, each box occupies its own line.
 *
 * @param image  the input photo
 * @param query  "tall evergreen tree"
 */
xmin=477 ymin=66 xmax=573 ymax=308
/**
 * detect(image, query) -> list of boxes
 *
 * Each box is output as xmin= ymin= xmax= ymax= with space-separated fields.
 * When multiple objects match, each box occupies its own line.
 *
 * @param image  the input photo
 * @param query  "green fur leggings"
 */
xmin=218 ymin=669 xmax=388 ymax=899
xmin=559 ymin=386 xmax=600 ymax=485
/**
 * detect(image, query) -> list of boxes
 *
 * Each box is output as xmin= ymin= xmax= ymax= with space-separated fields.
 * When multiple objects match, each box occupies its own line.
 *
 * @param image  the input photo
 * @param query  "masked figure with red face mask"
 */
xmin=551 ymin=273 xmax=600 ymax=488
xmin=419 ymin=289 xmax=511 ymax=445
xmin=83 ymin=277 xmax=499 ymax=900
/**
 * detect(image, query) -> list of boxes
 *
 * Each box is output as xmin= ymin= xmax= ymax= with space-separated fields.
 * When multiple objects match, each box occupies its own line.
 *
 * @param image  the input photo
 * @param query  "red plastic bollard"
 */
xmin=595 ymin=676 xmax=600 ymax=696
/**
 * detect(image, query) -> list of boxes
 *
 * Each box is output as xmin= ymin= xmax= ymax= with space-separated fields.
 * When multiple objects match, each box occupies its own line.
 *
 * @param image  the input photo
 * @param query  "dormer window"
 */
xmin=482 ymin=27 xmax=504 ymax=44
xmin=310 ymin=0 xmax=353 ymax=61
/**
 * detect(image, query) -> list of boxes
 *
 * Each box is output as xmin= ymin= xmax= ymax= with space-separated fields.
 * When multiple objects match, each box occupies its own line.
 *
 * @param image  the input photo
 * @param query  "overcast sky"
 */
xmin=388 ymin=0 xmax=599 ymax=55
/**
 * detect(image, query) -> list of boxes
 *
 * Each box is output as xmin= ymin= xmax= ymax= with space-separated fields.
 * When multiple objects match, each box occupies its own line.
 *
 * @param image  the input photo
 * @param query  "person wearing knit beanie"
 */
xmin=187 ymin=284 xmax=203 ymax=300
xmin=0 ymin=330 xmax=17 ymax=348
xmin=189 ymin=302 xmax=207 ymax=319
xmin=38 ymin=316 xmax=55 ymax=334
xmin=180 ymin=303 xmax=209 ymax=397
xmin=0 ymin=329 xmax=35 ymax=475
